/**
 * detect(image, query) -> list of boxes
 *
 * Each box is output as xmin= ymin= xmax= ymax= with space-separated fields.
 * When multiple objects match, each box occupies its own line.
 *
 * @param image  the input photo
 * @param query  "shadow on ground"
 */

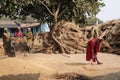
xmin=65 ymin=62 xmax=88 ymax=66
xmin=0 ymin=72 xmax=119 ymax=80
xmin=53 ymin=72 xmax=90 ymax=80
xmin=53 ymin=72 xmax=120 ymax=80
xmin=92 ymin=71 xmax=120 ymax=80
xmin=0 ymin=73 xmax=40 ymax=80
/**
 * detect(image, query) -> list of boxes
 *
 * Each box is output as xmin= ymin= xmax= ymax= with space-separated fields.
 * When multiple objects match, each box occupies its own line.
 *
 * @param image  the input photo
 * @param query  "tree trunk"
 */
xmin=50 ymin=16 xmax=65 ymax=53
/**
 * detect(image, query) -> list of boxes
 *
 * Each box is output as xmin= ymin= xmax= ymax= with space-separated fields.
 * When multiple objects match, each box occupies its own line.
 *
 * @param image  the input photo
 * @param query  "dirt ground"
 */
xmin=0 ymin=52 xmax=120 ymax=80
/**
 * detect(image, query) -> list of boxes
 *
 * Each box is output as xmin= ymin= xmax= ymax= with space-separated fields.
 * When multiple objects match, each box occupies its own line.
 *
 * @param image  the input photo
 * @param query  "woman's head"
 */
xmin=27 ymin=28 xmax=31 ymax=32
xmin=4 ymin=28 xmax=8 ymax=32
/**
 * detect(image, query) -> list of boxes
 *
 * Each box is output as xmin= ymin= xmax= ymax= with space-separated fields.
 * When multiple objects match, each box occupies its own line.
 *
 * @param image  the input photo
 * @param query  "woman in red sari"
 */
xmin=86 ymin=37 xmax=102 ymax=65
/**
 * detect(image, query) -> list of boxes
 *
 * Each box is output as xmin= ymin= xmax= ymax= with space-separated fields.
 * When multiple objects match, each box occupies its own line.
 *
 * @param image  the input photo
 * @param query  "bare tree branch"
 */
xmin=55 ymin=1 xmax=61 ymax=16
xmin=41 ymin=2 xmax=54 ymax=16
xmin=58 ymin=7 xmax=68 ymax=19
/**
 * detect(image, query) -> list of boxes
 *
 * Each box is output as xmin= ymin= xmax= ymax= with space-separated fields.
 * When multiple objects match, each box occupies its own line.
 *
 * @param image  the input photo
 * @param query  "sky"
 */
xmin=96 ymin=0 xmax=120 ymax=22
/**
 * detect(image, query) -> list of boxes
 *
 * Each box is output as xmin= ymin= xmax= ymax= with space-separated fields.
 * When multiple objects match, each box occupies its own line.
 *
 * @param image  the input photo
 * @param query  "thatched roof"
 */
xmin=20 ymin=23 xmax=40 ymax=28
xmin=0 ymin=21 xmax=19 ymax=28
xmin=0 ymin=20 xmax=40 ymax=29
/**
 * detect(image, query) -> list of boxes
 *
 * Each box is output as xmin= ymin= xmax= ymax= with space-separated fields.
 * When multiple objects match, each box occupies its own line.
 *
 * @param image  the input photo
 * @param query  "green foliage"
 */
xmin=86 ymin=17 xmax=103 ymax=26
xmin=0 ymin=0 xmax=105 ymax=26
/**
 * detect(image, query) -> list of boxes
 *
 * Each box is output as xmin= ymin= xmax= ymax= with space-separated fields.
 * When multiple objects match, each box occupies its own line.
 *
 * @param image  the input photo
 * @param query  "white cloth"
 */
xmin=40 ymin=23 xmax=50 ymax=32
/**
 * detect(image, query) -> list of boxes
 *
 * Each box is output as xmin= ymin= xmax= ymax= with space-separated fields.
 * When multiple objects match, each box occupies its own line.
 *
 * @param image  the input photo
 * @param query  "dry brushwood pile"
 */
xmin=99 ymin=20 xmax=120 ymax=54
xmin=10 ymin=37 xmax=28 ymax=52
xmin=83 ymin=20 xmax=120 ymax=54
xmin=33 ymin=21 xmax=86 ymax=54
xmin=33 ymin=20 xmax=120 ymax=54
xmin=54 ymin=22 xmax=86 ymax=53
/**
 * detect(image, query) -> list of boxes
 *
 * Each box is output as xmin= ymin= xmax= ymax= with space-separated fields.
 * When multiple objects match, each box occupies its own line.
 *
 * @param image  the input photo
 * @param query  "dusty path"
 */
xmin=0 ymin=53 xmax=120 ymax=80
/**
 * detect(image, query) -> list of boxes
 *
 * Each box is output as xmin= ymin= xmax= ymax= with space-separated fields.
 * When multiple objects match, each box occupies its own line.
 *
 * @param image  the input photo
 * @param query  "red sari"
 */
xmin=86 ymin=38 xmax=101 ymax=62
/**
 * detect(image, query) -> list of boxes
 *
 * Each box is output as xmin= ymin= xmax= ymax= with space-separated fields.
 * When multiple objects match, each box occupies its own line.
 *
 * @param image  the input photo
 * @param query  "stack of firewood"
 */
xmin=33 ymin=22 xmax=86 ymax=54
xmin=83 ymin=20 xmax=120 ymax=54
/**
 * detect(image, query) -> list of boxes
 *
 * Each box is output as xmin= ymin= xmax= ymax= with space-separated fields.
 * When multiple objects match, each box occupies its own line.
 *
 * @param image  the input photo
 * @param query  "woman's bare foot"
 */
xmin=97 ymin=62 xmax=103 ymax=65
